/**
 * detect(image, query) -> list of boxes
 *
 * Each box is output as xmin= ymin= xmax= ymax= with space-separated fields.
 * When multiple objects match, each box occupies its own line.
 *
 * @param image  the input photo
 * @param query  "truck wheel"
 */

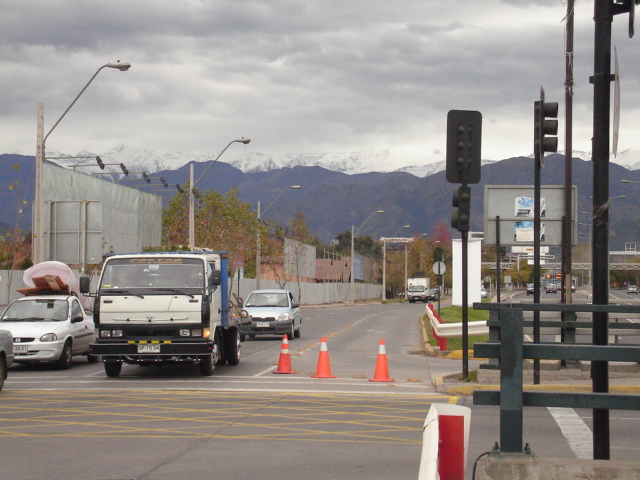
xmin=104 ymin=361 xmax=122 ymax=378
xmin=200 ymin=343 xmax=219 ymax=376
xmin=224 ymin=328 xmax=241 ymax=366
xmin=0 ymin=357 xmax=6 ymax=391
xmin=57 ymin=340 xmax=73 ymax=370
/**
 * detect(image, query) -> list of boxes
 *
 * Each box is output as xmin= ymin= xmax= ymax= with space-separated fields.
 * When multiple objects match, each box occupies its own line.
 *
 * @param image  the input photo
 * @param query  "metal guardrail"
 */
xmin=472 ymin=302 xmax=640 ymax=456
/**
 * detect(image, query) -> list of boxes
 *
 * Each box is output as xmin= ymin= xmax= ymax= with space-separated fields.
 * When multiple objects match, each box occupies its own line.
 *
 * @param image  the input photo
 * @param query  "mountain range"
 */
xmin=3 ymin=148 xmax=640 ymax=250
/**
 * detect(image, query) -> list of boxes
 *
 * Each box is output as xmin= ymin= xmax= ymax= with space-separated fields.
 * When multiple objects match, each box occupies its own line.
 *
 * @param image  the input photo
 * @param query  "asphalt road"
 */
xmin=2 ymin=300 xmax=639 ymax=479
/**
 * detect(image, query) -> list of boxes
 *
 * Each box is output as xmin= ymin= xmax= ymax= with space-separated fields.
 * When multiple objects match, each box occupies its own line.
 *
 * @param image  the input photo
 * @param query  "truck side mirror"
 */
xmin=79 ymin=276 xmax=91 ymax=294
xmin=210 ymin=270 xmax=221 ymax=286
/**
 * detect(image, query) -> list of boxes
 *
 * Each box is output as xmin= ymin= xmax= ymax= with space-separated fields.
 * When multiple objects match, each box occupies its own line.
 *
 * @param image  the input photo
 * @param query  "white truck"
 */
xmin=81 ymin=251 xmax=249 ymax=377
xmin=407 ymin=277 xmax=430 ymax=303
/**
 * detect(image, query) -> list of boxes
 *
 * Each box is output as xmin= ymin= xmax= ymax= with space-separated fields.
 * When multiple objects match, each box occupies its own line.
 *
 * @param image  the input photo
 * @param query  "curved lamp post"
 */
xmin=350 ymin=210 xmax=384 ymax=303
xmin=34 ymin=61 xmax=131 ymax=264
xmin=256 ymin=185 xmax=302 ymax=289
xmin=187 ymin=138 xmax=251 ymax=247
xmin=404 ymin=234 xmax=428 ymax=295
xmin=381 ymin=224 xmax=410 ymax=301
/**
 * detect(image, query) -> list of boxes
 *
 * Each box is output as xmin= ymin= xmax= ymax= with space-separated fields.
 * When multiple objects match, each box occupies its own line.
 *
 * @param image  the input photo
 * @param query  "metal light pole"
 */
xmin=381 ymin=224 xmax=410 ymax=301
xmin=255 ymin=185 xmax=302 ymax=290
xmin=405 ymin=234 xmax=428 ymax=296
xmin=34 ymin=61 xmax=131 ymax=264
xmin=350 ymin=210 xmax=384 ymax=303
xmin=187 ymin=138 xmax=251 ymax=248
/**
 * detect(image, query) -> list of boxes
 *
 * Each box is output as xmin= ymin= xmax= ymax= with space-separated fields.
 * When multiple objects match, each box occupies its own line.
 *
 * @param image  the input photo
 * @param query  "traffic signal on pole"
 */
xmin=534 ymin=87 xmax=558 ymax=166
xmin=446 ymin=110 xmax=482 ymax=184
xmin=451 ymin=186 xmax=471 ymax=232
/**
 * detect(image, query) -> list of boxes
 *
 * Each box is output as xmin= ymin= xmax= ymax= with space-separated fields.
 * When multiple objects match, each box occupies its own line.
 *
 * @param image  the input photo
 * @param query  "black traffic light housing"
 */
xmin=451 ymin=186 xmax=471 ymax=232
xmin=534 ymin=88 xmax=558 ymax=166
xmin=446 ymin=110 xmax=482 ymax=184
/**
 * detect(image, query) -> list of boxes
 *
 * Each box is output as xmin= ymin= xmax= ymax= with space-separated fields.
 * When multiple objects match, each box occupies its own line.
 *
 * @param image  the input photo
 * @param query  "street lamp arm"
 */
xmin=194 ymin=138 xmax=250 ymax=187
xmin=43 ymin=62 xmax=130 ymax=146
xmin=261 ymin=185 xmax=301 ymax=218
xmin=355 ymin=210 xmax=384 ymax=236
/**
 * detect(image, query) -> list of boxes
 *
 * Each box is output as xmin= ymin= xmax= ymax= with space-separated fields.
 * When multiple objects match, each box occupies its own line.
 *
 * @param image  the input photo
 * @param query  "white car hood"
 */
xmin=0 ymin=321 xmax=68 ymax=338
xmin=243 ymin=306 xmax=289 ymax=318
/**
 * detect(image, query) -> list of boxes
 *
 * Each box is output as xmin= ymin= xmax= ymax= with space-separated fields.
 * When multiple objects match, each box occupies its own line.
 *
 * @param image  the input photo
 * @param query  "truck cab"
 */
xmin=82 ymin=251 xmax=248 ymax=377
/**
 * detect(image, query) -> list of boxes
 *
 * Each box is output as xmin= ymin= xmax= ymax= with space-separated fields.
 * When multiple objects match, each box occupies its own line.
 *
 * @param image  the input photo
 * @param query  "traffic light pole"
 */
xmin=461 ymin=228 xmax=469 ymax=378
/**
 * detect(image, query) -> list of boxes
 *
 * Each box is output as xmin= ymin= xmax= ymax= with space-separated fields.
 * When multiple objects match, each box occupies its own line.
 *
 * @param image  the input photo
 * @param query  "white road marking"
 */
xmin=547 ymin=406 xmax=593 ymax=459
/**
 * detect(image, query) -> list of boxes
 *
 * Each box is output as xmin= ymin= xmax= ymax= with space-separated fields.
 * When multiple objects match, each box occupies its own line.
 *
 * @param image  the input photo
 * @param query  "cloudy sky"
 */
xmin=2 ymin=0 xmax=640 ymax=165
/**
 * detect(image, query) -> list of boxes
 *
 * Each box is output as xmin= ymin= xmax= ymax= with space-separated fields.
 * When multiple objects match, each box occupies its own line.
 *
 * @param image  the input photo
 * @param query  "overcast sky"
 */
xmin=2 ymin=0 xmax=640 ymax=165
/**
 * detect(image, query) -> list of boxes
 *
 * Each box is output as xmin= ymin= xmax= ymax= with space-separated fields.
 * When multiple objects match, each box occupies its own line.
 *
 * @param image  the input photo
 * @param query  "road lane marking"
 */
xmin=547 ymin=406 xmax=593 ymax=459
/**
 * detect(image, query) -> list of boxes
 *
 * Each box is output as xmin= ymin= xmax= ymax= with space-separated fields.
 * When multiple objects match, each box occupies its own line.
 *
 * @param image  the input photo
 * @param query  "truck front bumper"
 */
xmin=90 ymin=341 xmax=214 ymax=358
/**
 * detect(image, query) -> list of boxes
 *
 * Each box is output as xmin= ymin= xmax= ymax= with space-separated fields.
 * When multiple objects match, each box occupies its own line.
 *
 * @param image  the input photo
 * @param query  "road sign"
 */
xmin=433 ymin=262 xmax=446 ymax=276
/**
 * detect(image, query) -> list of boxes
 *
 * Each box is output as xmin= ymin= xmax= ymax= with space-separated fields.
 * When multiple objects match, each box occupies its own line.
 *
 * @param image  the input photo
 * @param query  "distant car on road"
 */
xmin=628 ymin=285 xmax=639 ymax=295
xmin=480 ymin=287 xmax=488 ymax=298
xmin=239 ymin=289 xmax=301 ymax=341
xmin=545 ymin=283 xmax=557 ymax=294
xmin=526 ymin=283 xmax=535 ymax=295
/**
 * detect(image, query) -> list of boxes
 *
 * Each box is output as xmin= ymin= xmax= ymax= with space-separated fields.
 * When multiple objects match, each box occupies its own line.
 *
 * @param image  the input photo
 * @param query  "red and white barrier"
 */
xmin=418 ymin=403 xmax=471 ymax=480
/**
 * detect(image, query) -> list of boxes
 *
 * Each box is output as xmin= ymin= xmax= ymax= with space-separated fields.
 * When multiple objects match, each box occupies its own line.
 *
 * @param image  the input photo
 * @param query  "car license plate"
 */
xmin=137 ymin=344 xmax=161 ymax=353
xmin=14 ymin=345 xmax=29 ymax=354
xmin=256 ymin=322 xmax=270 ymax=327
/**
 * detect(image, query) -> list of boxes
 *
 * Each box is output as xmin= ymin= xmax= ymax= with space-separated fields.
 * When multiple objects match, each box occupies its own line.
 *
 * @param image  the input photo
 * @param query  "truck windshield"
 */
xmin=100 ymin=257 xmax=205 ymax=291
xmin=0 ymin=299 xmax=69 ymax=322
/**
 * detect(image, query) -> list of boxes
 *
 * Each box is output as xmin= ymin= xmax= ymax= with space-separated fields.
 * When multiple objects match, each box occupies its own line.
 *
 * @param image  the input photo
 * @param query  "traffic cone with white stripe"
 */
xmin=369 ymin=339 xmax=394 ymax=382
xmin=273 ymin=334 xmax=297 ymax=374
xmin=311 ymin=336 xmax=336 ymax=378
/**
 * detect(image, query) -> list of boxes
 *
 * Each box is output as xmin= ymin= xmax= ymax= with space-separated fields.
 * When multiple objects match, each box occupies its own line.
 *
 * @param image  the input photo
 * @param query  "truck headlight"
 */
xmin=40 ymin=333 xmax=57 ymax=342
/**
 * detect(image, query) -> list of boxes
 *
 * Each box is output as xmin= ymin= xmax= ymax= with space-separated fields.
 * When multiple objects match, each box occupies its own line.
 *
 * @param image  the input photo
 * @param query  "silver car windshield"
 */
xmin=245 ymin=293 xmax=289 ymax=308
xmin=0 ymin=299 xmax=69 ymax=322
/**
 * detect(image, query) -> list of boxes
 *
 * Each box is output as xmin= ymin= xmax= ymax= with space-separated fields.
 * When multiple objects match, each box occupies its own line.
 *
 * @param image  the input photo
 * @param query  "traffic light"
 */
xmin=534 ymin=88 xmax=558 ymax=165
xmin=451 ymin=185 xmax=471 ymax=232
xmin=446 ymin=110 xmax=482 ymax=184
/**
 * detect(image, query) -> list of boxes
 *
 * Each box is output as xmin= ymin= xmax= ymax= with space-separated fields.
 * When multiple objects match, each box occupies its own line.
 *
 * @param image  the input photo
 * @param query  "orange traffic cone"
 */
xmin=311 ymin=337 xmax=336 ymax=378
xmin=369 ymin=339 xmax=394 ymax=382
xmin=273 ymin=334 xmax=297 ymax=374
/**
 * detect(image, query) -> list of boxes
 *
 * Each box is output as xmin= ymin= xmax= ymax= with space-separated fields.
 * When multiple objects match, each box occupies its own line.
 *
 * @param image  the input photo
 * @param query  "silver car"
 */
xmin=0 ymin=296 xmax=97 ymax=369
xmin=239 ymin=289 xmax=301 ymax=340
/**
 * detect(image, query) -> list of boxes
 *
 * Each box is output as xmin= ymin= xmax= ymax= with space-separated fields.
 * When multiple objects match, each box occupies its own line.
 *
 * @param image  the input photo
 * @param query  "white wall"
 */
xmin=452 ymin=239 xmax=482 ymax=307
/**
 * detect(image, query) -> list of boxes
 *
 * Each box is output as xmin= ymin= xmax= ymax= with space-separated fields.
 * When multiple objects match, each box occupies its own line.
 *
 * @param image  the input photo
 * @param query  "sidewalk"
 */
xmin=421 ymin=310 xmax=640 ymax=396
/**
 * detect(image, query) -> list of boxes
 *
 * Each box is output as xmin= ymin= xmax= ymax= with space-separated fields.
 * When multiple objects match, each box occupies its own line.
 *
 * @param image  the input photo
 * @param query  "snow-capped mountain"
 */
xmin=46 ymin=145 xmax=640 ymax=178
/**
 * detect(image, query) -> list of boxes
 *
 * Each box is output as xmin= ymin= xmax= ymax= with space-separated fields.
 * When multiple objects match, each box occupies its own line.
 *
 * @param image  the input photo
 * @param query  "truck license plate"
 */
xmin=256 ymin=322 xmax=270 ymax=327
xmin=14 ymin=345 xmax=29 ymax=354
xmin=137 ymin=344 xmax=161 ymax=353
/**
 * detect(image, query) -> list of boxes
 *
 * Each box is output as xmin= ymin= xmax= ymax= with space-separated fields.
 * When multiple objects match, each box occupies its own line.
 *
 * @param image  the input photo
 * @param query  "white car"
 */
xmin=0 ymin=295 xmax=97 ymax=369
xmin=239 ymin=289 xmax=302 ymax=340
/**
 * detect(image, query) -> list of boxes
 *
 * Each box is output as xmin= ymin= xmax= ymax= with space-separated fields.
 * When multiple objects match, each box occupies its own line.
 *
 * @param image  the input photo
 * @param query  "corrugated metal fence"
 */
xmin=1 ymin=269 xmax=382 ymax=309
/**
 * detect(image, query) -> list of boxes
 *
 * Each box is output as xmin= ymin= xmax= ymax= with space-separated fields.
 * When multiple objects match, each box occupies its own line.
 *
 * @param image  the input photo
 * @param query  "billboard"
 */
xmin=483 ymin=185 xmax=577 ymax=247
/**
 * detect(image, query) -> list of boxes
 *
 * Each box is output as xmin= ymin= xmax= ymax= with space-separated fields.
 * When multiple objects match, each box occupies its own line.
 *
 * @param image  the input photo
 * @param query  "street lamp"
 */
xmin=187 ymin=138 xmax=251 ymax=247
xmin=405 ymin=234 xmax=428 ymax=297
xmin=350 ymin=210 xmax=384 ymax=303
xmin=34 ymin=61 xmax=131 ymax=264
xmin=256 ymin=185 xmax=302 ymax=290
xmin=381 ymin=224 xmax=410 ymax=301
